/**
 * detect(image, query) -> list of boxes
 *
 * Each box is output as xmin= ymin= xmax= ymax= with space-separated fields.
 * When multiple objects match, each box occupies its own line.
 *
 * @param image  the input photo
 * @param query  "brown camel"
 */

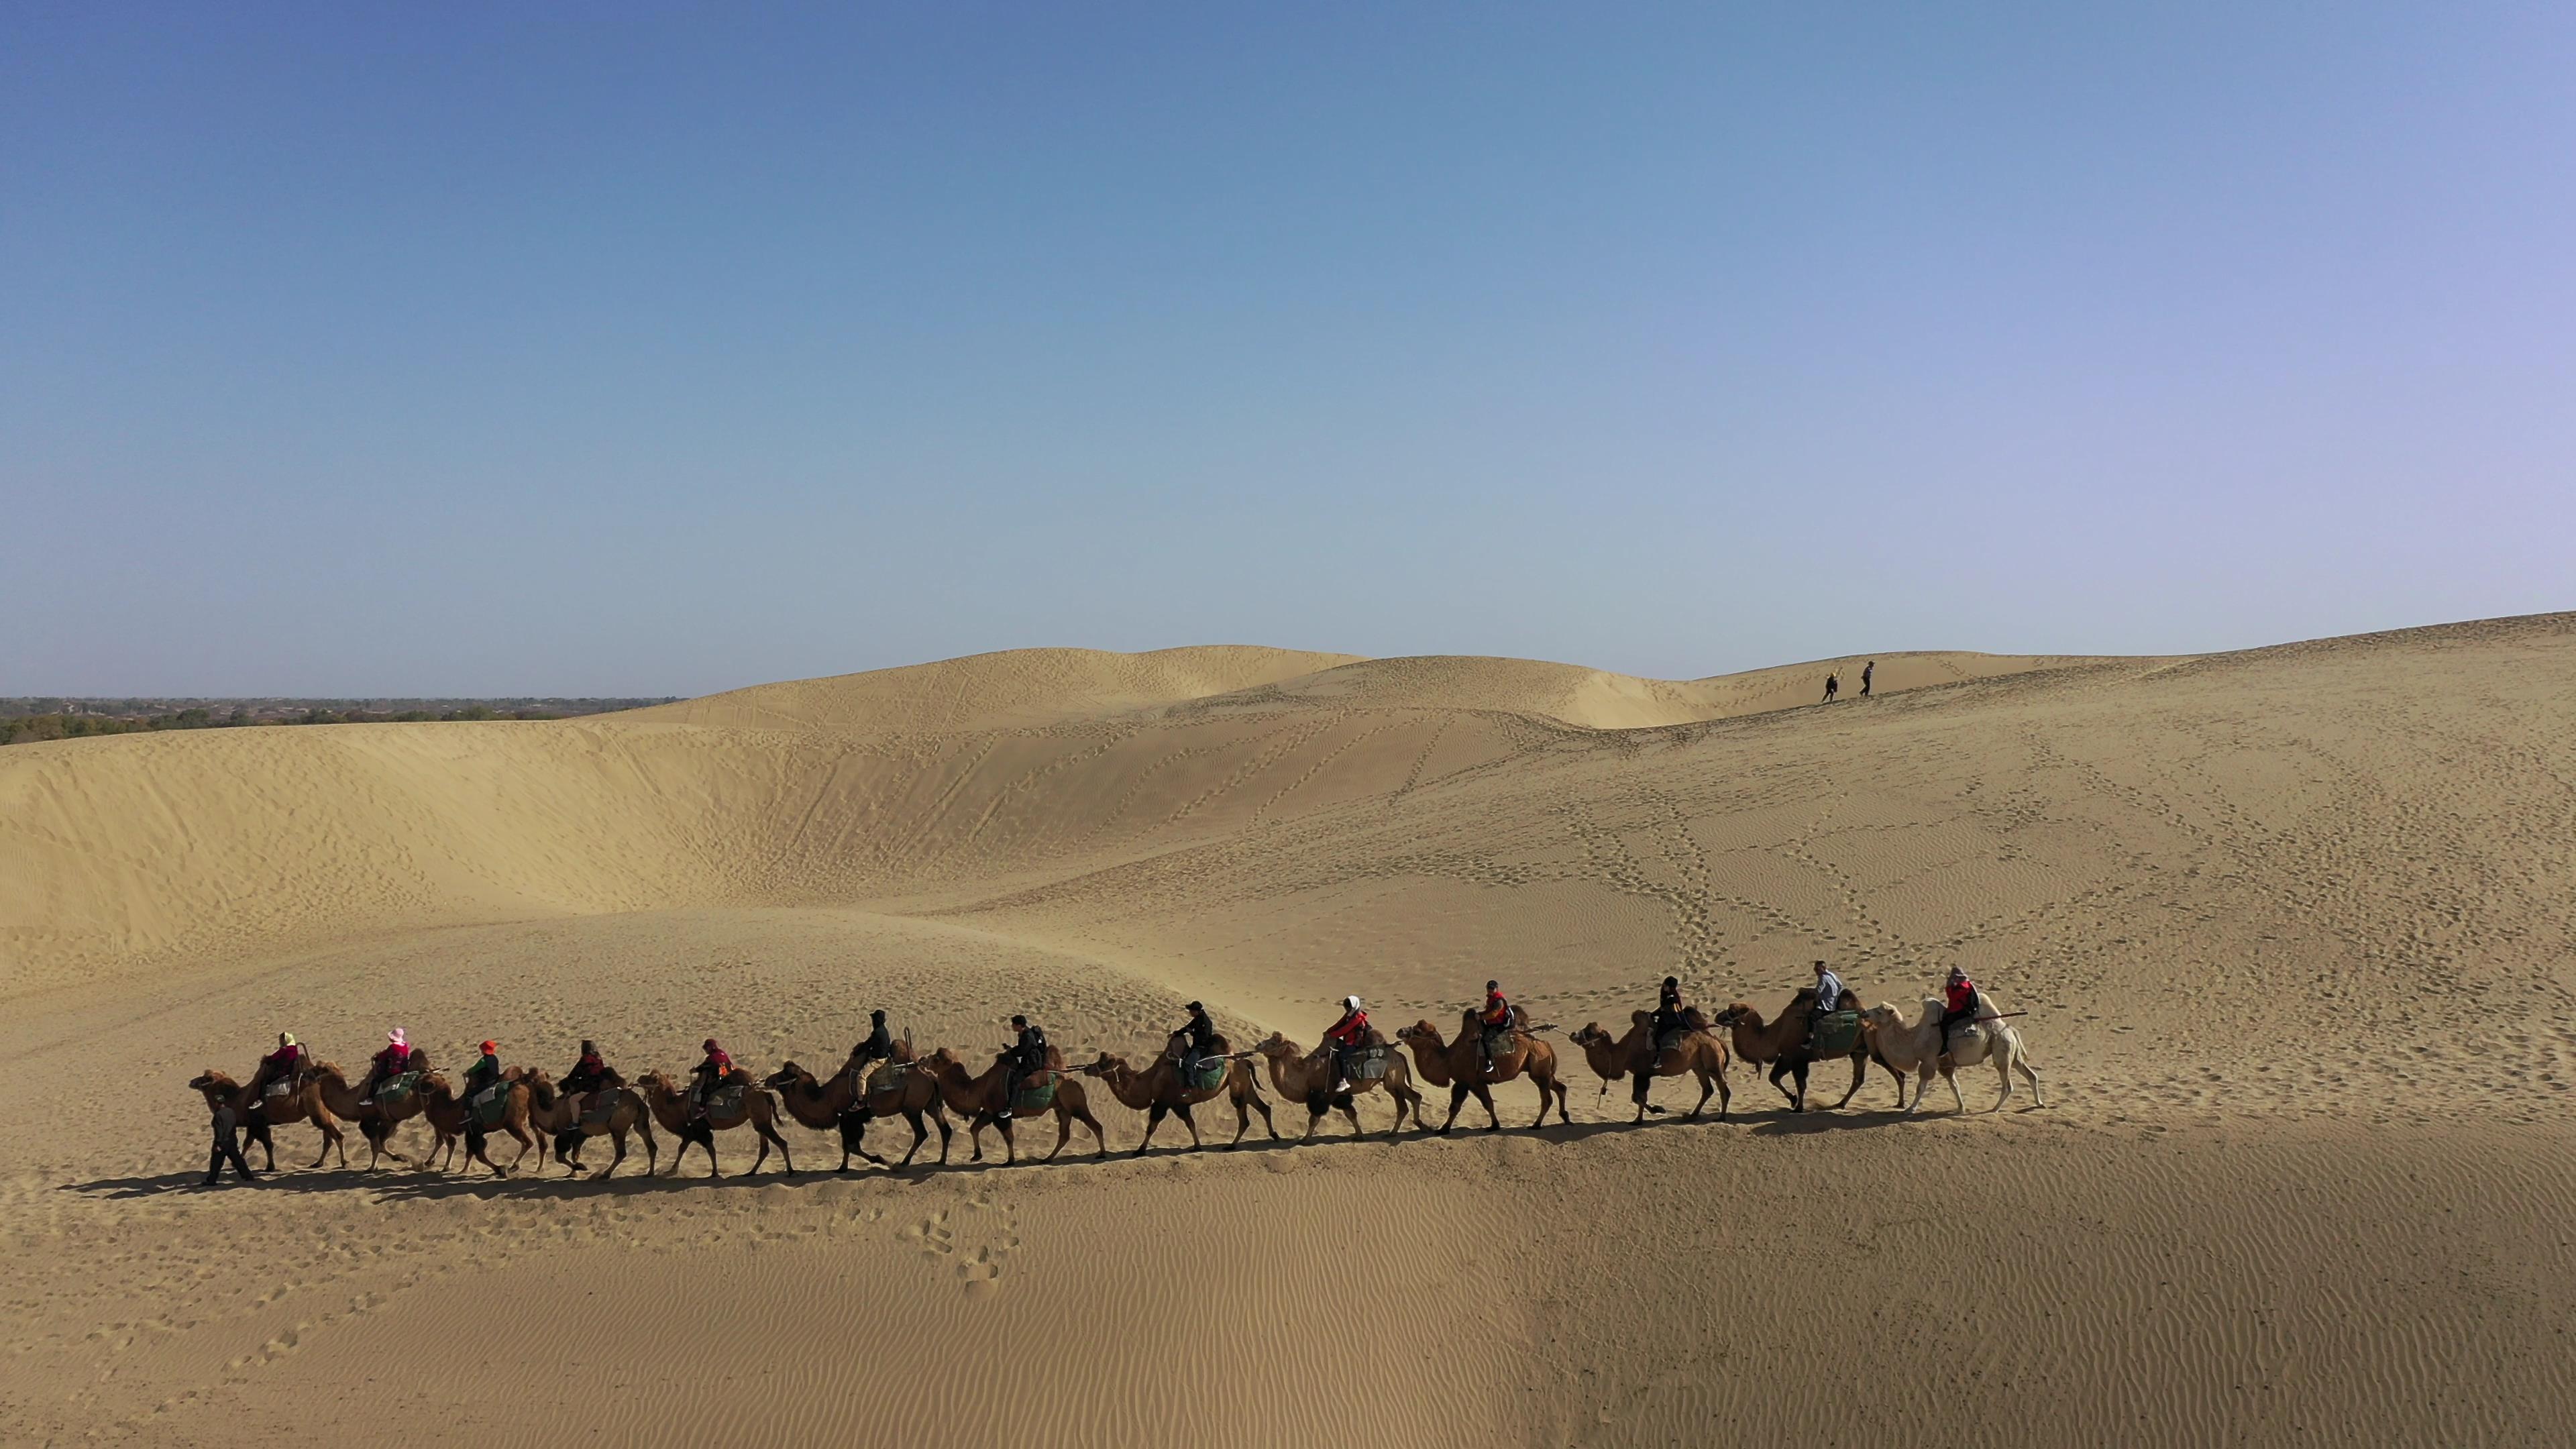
xmin=1079 ymin=1041 xmax=1277 ymax=1155
xmin=420 ymin=1067 xmax=541 ymax=1177
xmin=1567 ymin=1010 xmax=1731 ymax=1122
xmin=523 ymin=1069 xmax=658 ymax=1178
xmin=635 ymin=1068 xmax=796 ymax=1178
xmin=1711 ymin=990 xmax=1886 ymax=1112
xmin=764 ymin=1049 xmax=953 ymax=1171
xmin=300 ymin=1060 xmax=432 ymax=1170
xmin=922 ymin=1048 xmax=1109 ymax=1165
xmin=189 ymin=1067 xmax=345 ymax=1170
xmin=1248 ymin=1032 xmax=1424 ymax=1140
xmin=1394 ymin=1013 xmax=1572 ymax=1132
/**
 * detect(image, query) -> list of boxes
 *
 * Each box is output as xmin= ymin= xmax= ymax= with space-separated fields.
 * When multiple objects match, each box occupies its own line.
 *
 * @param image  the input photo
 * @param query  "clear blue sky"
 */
xmin=6 ymin=5 xmax=2571 ymax=696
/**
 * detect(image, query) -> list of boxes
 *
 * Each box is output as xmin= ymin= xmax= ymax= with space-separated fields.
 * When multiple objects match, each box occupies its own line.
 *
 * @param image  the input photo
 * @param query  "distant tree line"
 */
xmin=0 ymin=698 xmax=676 ymax=747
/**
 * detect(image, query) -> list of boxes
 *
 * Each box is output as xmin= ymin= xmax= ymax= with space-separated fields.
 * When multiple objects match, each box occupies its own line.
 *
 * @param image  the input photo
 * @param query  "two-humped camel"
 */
xmin=1394 ymin=1012 xmax=1571 ymax=1132
xmin=765 ymin=1044 xmax=953 ymax=1171
xmin=1858 ymin=996 xmax=2045 ymax=1113
xmin=1079 ymin=1042 xmax=1277 ymax=1155
xmin=1567 ymin=1010 xmax=1731 ymax=1122
xmin=1248 ymin=1032 xmax=1424 ymax=1140
xmin=635 ymin=1069 xmax=796 ymax=1178
xmin=922 ymin=1048 xmax=1109 ymax=1165
xmin=189 ymin=1067 xmax=345 ymax=1170
xmin=524 ymin=1069 xmax=658 ymax=1177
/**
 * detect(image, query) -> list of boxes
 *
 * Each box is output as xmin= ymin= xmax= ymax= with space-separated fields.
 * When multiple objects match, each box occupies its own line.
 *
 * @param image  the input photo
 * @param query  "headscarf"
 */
xmin=1342 ymin=996 xmax=1362 ymax=1013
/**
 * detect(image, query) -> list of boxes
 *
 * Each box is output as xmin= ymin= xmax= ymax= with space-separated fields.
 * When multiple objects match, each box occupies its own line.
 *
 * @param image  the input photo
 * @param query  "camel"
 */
xmin=1567 ymin=1010 xmax=1731 ymax=1122
xmin=635 ymin=1069 xmax=796 ymax=1178
xmin=420 ymin=1068 xmax=541 ymax=1177
xmin=299 ymin=1060 xmax=433 ymax=1170
xmin=523 ymin=1069 xmax=658 ymax=1177
xmin=1711 ymin=991 xmax=1885 ymax=1112
xmin=1858 ymin=997 xmax=2045 ymax=1114
xmin=1248 ymin=1032 xmax=1424 ymax=1140
xmin=1394 ymin=1014 xmax=1571 ymax=1132
xmin=764 ymin=1049 xmax=953 ymax=1171
xmin=922 ymin=1049 xmax=1108 ymax=1165
xmin=1079 ymin=1041 xmax=1277 ymax=1155
xmin=189 ymin=1067 xmax=345 ymax=1170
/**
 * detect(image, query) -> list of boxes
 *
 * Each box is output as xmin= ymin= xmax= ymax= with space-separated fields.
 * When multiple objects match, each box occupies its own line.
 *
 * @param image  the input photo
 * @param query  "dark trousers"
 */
xmin=206 ymin=1138 xmax=254 ymax=1183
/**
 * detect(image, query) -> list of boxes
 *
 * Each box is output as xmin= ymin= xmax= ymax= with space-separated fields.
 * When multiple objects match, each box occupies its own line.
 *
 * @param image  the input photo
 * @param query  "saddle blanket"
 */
xmin=698 ymin=1084 xmax=747 ymax=1117
xmin=1011 ymin=1076 xmax=1057 ymax=1113
xmin=376 ymin=1072 xmax=422 ymax=1104
xmin=263 ymin=1078 xmax=295 ymax=1099
xmin=1183 ymin=1057 xmax=1227 ymax=1092
xmin=470 ymin=1083 xmax=513 ymax=1126
xmin=863 ymin=1062 xmax=912 ymax=1098
xmin=1344 ymin=1044 xmax=1391 ymax=1083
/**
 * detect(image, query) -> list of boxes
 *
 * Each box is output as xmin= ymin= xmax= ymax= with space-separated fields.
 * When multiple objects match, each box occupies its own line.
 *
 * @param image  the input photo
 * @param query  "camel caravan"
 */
xmin=184 ymin=967 xmax=2041 ymax=1187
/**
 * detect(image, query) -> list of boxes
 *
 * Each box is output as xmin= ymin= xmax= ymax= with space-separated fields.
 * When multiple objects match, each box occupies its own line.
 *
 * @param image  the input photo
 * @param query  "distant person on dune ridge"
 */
xmin=1822 ymin=673 xmax=1839 ymax=703
xmin=1860 ymin=661 xmax=1874 ymax=698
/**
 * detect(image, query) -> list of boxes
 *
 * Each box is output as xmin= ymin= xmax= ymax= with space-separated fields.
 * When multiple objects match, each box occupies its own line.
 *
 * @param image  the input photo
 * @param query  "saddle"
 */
xmin=1341 ymin=1040 xmax=1392 ymax=1084
xmin=698 ymin=1082 xmax=748 ymax=1118
xmin=1807 ymin=1009 xmax=1863 ymax=1058
xmin=1010 ymin=1072 xmax=1058 ymax=1114
xmin=262 ymin=1077 xmax=295 ymax=1100
xmin=468 ymin=1081 xmax=513 ymax=1126
xmin=376 ymin=1071 xmax=423 ymax=1104
xmin=1182 ymin=1056 xmax=1228 ymax=1092
xmin=1653 ymin=1028 xmax=1690 ymax=1057
xmin=577 ymin=1091 xmax=619 ymax=1126
xmin=862 ymin=1059 xmax=912 ymax=1099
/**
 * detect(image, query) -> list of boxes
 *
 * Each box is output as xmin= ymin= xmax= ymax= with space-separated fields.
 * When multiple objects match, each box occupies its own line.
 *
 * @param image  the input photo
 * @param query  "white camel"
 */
xmin=1858 ymin=996 xmax=2044 ymax=1114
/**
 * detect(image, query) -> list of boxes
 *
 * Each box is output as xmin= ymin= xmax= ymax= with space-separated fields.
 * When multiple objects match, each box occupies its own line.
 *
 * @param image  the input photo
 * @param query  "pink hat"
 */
xmin=388 ymin=1028 xmax=407 ymax=1046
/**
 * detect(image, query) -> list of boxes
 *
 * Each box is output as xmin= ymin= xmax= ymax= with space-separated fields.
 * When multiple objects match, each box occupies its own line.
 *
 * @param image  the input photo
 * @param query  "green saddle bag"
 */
xmin=1184 ymin=1058 xmax=1227 ymax=1093
xmin=1010 ymin=1076 xmax=1057 ymax=1113
xmin=376 ymin=1071 xmax=421 ymax=1104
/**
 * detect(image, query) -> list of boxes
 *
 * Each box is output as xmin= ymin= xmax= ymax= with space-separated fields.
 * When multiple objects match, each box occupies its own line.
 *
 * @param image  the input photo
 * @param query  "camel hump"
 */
xmin=1680 ymin=1006 xmax=1711 ymax=1032
xmin=1629 ymin=1008 xmax=1653 ymax=1028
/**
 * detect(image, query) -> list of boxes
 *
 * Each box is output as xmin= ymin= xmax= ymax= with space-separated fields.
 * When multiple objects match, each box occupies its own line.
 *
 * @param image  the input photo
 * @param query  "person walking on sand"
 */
xmin=1822 ymin=673 xmax=1839 ymax=703
xmin=204 ymin=1096 xmax=259 ymax=1187
xmin=1860 ymin=660 xmax=1874 ymax=698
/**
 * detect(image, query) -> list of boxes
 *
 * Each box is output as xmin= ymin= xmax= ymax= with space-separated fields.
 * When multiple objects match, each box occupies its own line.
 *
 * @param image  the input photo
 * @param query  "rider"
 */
xmin=461 ymin=1040 xmax=503 ymax=1102
xmin=1479 ymin=980 xmax=1515 ymax=1069
xmin=1806 ymin=960 xmax=1848 ymax=1052
xmin=1638 ymin=976 xmax=1688 ymax=1106
xmin=561 ymin=1038 xmax=613 ymax=1113
xmin=1169 ymin=1001 xmax=1219 ymax=1080
xmin=844 ymin=1010 xmax=896 ymax=1095
xmin=248 ymin=1032 xmax=304 ymax=1099
xmin=689 ymin=1038 xmax=734 ymax=1119
xmin=1323 ymin=996 xmax=1371 ymax=1095
xmin=358 ymin=1028 xmax=417 ymax=1105
xmin=1939 ymin=967 xmax=1987 ymax=1044
xmin=998 ymin=1015 xmax=1048 ymax=1120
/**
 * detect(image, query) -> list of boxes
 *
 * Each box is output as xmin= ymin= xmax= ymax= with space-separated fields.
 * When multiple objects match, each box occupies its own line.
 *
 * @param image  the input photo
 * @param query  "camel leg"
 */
xmin=1437 ymin=1083 xmax=1468 ymax=1135
xmin=1945 ymin=1066 xmax=1966 ymax=1114
xmin=1137 ymin=1102 xmax=1166 ymax=1157
xmin=1530 ymin=1075 xmax=1554 ymax=1129
xmin=503 ymin=1124 xmax=534 ymax=1177
xmin=765 ymin=1122 xmax=796 ymax=1175
xmin=1299 ymin=1093 xmax=1328 ymax=1142
xmin=1477 ymin=1082 xmax=1501 ymax=1132
xmin=1829 ymin=1052 xmax=1866 ymax=1110
xmin=2015 ymin=1053 xmax=2045 ymax=1108
xmin=1391 ymin=1083 xmax=1421 ymax=1137
xmin=1177 ymin=1100 xmax=1203 ymax=1150
xmin=1690 ymin=1068 xmax=1713 ymax=1118
xmin=603 ymin=1127 xmax=626 ymax=1179
xmin=1990 ymin=1051 xmax=2015 ymax=1112
xmin=1082 ymin=1105 xmax=1110 ymax=1157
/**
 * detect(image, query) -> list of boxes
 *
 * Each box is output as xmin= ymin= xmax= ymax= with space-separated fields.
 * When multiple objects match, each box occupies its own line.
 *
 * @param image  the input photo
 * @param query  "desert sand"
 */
xmin=5 ymin=617 xmax=2574 ymax=1446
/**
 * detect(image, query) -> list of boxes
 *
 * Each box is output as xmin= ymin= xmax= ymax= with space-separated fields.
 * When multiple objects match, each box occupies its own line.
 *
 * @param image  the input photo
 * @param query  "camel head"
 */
xmin=1568 ymin=1024 xmax=1610 ymax=1049
xmin=188 ymin=1069 xmax=232 ymax=1094
xmin=1395 ymin=1020 xmax=1441 ymax=1046
xmin=1077 ymin=1052 xmax=1127 ymax=1078
xmin=1252 ymin=1032 xmax=1293 ymax=1058
xmin=763 ymin=1062 xmax=809 ymax=1090
xmin=633 ymin=1069 xmax=676 ymax=1096
xmin=1712 ymin=1004 xmax=1757 ymax=1028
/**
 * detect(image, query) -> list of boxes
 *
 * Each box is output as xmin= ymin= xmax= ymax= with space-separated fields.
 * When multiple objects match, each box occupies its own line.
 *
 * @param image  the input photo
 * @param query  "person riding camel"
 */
xmin=1478 ymin=981 xmax=1516 ymax=1073
xmin=462 ymin=1040 xmax=503 ymax=1101
xmin=1324 ymin=995 xmax=1371 ymax=1095
xmin=248 ymin=1032 xmax=304 ymax=1100
xmin=358 ymin=1028 xmax=418 ymax=1105
xmin=998 ymin=1015 xmax=1048 ymax=1120
xmin=1939 ymin=967 xmax=1987 ymax=1047
xmin=1169 ymin=1001 xmax=1219 ymax=1079
xmin=689 ymin=1038 xmax=733 ymax=1120
xmin=1806 ymin=960 xmax=1847 ymax=1053
xmin=1638 ymin=975 xmax=1688 ymax=1106
xmin=561 ymin=1039 xmax=614 ymax=1114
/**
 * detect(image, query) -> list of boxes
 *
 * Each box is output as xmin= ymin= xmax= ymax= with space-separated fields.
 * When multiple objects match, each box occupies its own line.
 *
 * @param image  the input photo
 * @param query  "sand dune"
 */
xmin=5 ymin=612 xmax=2574 ymax=1446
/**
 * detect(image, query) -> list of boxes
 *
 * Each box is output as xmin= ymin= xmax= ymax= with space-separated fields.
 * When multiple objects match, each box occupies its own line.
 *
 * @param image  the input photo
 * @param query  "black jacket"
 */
xmin=1012 ymin=1026 xmax=1048 ymax=1071
xmin=855 ymin=1023 xmax=893 ymax=1065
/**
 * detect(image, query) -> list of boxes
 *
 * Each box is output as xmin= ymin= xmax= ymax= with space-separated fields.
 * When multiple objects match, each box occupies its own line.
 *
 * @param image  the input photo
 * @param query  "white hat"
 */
xmin=1343 ymin=995 xmax=1362 ymax=1012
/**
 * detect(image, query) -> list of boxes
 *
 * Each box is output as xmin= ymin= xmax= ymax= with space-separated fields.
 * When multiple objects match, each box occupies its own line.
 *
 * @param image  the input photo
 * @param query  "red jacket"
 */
xmin=698 ymin=1049 xmax=733 ymax=1078
xmin=1481 ymin=993 xmax=1511 ymax=1027
xmin=1945 ymin=979 xmax=1978 ymax=1014
xmin=373 ymin=1044 xmax=411 ymax=1073
xmin=1325 ymin=1010 xmax=1369 ymax=1046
